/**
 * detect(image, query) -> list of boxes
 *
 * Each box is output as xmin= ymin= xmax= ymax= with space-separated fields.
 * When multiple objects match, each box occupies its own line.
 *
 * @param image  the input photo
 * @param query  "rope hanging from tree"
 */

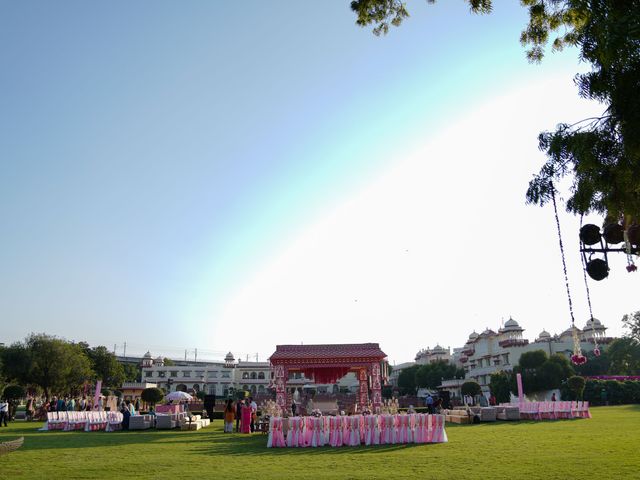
xmin=551 ymin=184 xmax=586 ymax=365
xmin=580 ymin=216 xmax=601 ymax=357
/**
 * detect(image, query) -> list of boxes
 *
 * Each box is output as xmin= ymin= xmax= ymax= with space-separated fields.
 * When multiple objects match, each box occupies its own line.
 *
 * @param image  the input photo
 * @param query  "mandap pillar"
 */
xmin=371 ymin=362 xmax=382 ymax=413
xmin=358 ymin=368 xmax=369 ymax=408
xmin=274 ymin=365 xmax=287 ymax=412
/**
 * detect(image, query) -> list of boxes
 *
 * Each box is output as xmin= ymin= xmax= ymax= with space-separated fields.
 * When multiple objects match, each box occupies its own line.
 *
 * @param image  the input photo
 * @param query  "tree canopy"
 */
xmin=514 ymin=350 xmax=575 ymax=393
xmin=352 ymin=1 xmax=640 ymax=221
xmin=415 ymin=360 xmax=465 ymax=390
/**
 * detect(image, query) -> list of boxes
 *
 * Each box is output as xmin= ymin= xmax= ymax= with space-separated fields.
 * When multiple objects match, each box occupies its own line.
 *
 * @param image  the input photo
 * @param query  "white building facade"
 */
xmin=454 ymin=317 xmax=611 ymax=391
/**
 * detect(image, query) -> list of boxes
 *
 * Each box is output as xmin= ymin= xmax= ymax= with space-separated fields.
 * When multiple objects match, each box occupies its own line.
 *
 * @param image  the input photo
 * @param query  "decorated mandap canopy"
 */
xmin=269 ymin=343 xmax=388 ymax=413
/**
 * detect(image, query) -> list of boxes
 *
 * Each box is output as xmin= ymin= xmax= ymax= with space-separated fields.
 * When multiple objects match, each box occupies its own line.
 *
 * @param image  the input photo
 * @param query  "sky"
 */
xmin=1 ymin=1 xmax=637 ymax=364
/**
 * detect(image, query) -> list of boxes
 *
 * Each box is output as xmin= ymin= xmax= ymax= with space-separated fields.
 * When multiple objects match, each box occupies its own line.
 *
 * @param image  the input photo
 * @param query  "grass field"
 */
xmin=1 ymin=406 xmax=639 ymax=479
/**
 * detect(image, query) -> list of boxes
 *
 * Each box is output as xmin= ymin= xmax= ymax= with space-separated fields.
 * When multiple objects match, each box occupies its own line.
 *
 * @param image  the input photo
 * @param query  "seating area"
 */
xmin=38 ymin=410 xmax=211 ymax=432
xmin=267 ymin=413 xmax=447 ymax=448
xmin=502 ymin=401 xmax=591 ymax=420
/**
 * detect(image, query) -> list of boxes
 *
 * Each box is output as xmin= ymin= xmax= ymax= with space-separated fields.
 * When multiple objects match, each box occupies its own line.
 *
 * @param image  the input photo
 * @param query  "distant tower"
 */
xmin=225 ymin=352 xmax=236 ymax=368
xmin=154 ymin=356 xmax=164 ymax=367
xmin=141 ymin=351 xmax=153 ymax=368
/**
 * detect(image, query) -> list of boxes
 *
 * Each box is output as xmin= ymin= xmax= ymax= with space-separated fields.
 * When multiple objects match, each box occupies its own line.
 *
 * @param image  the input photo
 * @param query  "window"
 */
xmin=258 ymin=385 xmax=265 ymax=393
xmin=145 ymin=371 xmax=153 ymax=378
xmin=183 ymin=371 xmax=191 ymax=378
xmin=158 ymin=371 xmax=165 ymax=378
xmin=222 ymin=372 xmax=230 ymax=378
xmin=170 ymin=371 xmax=178 ymax=377
xmin=258 ymin=372 xmax=265 ymax=380
xmin=209 ymin=385 xmax=216 ymax=395
xmin=242 ymin=372 xmax=249 ymax=379
xmin=209 ymin=372 xmax=218 ymax=378
xmin=251 ymin=372 xmax=257 ymax=379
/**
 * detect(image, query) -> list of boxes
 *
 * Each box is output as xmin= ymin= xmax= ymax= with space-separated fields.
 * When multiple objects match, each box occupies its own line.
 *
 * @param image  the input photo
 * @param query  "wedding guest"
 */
xmin=551 ymin=393 xmax=557 ymax=402
xmin=291 ymin=401 xmax=297 ymax=416
xmin=241 ymin=399 xmax=252 ymax=434
xmin=235 ymin=399 xmax=242 ymax=432
xmin=0 ymin=398 xmax=8 ymax=427
xmin=120 ymin=402 xmax=131 ymax=430
xmin=67 ymin=397 xmax=76 ymax=411
xmin=26 ymin=396 xmax=34 ymax=421
xmin=224 ymin=399 xmax=235 ymax=433
xmin=134 ymin=398 xmax=140 ymax=413
xmin=426 ymin=394 xmax=434 ymax=414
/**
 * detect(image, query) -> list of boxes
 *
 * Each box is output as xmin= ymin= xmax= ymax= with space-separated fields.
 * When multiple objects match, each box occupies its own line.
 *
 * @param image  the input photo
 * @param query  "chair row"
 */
xmin=40 ymin=411 xmax=124 ymax=432
xmin=267 ymin=414 xmax=447 ymax=448
xmin=502 ymin=401 xmax=591 ymax=420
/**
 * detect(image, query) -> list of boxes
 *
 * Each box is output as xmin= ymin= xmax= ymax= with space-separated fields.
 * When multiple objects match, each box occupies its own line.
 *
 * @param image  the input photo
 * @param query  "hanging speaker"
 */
xmin=586 ymin=258 xmax=609 ymax=281
xmin=579 ymin=224 xmax=601 ymax=245
xmin=603 ymin=223 xmax=624 ymax=244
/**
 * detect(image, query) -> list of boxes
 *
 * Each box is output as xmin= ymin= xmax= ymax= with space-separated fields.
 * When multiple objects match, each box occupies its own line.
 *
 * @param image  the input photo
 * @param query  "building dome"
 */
xmin=143 ymin=351 xmax=152 ymax=359
xmin=433 ymin=344 xmax=446 ymax=352
xmin=538 ymin=330 xmax=551 ymax=339
xmin=468 ymin=331 xmax=479 ymax=340
xmin=225 ymin=352 xmax=235 ymax=361
xmin=504 ymin=317 xmax=519 ymax=328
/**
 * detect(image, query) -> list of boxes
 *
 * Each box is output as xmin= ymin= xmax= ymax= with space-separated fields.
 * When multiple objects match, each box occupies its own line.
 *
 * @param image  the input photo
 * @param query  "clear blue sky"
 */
xmin=1 ymin=1 xmax=632 ymax=362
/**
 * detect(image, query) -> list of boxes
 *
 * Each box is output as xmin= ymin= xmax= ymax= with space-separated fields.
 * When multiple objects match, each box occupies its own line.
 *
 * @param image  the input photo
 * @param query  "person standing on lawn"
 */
xmin=224 ymin=399 xmax=235 ymax=433
xmin=241 ymin=398 xmax=252 ymax=434
xmin=0 ymin=398 xmax=8 ymax=426
xmin=235 ymin=399 xmax=242 ymax=432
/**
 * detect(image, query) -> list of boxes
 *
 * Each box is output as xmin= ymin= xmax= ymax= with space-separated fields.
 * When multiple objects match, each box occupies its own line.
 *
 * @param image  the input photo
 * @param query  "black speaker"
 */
xmin=204 ymin=394 xmax=216 ymax=418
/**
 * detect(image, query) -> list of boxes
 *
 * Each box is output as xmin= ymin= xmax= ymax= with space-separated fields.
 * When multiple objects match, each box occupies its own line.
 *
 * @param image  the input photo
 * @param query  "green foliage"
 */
xmin=23 ymin=334 xmax=93 ymax=398
xmin=515 ymin=350 xmax=574 ymax=393
xmin=2 ymin=384 xmax=26 ymax=401
xmin=489 ymin=371 xmax=512 ymax=404
xmin=461 ymin=380 xmax=482 ymax=397
xmin=622 ymin=311 xmax=640 ymax=343
xmin=574 ymin=349 xmax=611 ymax=376
xmin=122 ymin=363 xmax=141 ymax=383
xmin=567 ymin=376 xmax=586 ymax=399
xmin=396 ymin=364 xmax=420 ymax=394
xmin=414 ymin=360 xmax=464 ymax=390
xmin=351 ymin=1 xmax=640 ymax=221
xmin=196 ymin=390 xmax=206 ymax=401
xmin=141 ymin=387 xmax=164 ymax=406
xmin=86 ymin=346 xmax=125 ymax=388
xmin=381 ymin=385 xmax=394 ymax=399
xmin=607 ymin=338 xmax=640 ymax=375
xmin=519 ymin=350 xmax=548 ymax=370
xmin=351 ymin=0 xmax=492 ymax=37
xmin=163 ymin=358 xmax=176 ymax=366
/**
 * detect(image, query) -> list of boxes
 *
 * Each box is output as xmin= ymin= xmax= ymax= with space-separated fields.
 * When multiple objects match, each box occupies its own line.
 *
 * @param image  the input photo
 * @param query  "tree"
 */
xmin=567 ymin=376 xmax=586 ymax=400
xmin=141 ymin=387 xmax=164 ymax=407
xmin=489 ymin=371 xmax=513 ymax=404
xmin=415 ymin=360 xmax=464 ymax=390
xmin=86 ymin=346 xmax=125 ymax=388
xmin=461 ymin=380 xmax=482 ymax=398
xmin=397 ymin=364 xmax=420 ymax=394
xmin=622 ymin=311 xmax=640 ymax=343
xmin=352 ymin=1 xmax=640 ymax=222
xmin=122 ymin=363 xmax=141 ymax=383
xmin=163 ymin=358 xmax=176 ymax=366
xmin=22 ymin=334 xmax=93 ymax=399
xmin=514 ymin=350 xmax=574 ymax=393
xmin=519 ymin=350 xmax=548 ymax=370
xmin=607 ymin=338 xmax=640 ymax=375
xmin=3 ymin=384 xmax=26 ymax=419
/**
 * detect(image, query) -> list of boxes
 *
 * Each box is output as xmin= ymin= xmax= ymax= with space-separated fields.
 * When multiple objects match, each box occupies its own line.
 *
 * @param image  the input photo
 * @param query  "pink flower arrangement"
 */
xmin=626 ymin=264 xmax=637 ymax=272
xmin=593 ymin=347 xmax=601 ymax=357
xmin=571 ymin=354 xmax=587 ymax=365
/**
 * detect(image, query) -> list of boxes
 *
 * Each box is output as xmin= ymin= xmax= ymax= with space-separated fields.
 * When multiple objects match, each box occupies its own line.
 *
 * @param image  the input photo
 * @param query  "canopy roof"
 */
xmin=269 ymin=343 xmax=386 ymax=367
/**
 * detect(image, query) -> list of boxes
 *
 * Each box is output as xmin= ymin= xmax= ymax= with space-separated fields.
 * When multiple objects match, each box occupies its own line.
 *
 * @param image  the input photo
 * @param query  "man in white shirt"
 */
xmin=0 ymin=398 xmax=9 ymax=427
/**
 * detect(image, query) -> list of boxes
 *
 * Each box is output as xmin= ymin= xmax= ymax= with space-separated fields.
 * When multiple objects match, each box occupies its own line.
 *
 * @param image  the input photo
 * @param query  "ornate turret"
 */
xmin=141 ymin=351 xmax=153 ymax=368
xmin=224 ymin=352 xmax=235 ymax=368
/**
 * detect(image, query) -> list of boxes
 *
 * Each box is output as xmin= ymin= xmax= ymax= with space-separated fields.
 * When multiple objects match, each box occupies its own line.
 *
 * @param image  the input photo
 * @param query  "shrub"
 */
xmin=141 ymin=387 xmax=164 ymax=406
xmin=567 ymin=376 xmax=586 ymax=400
xmin=461 ymin=381 xmax=481 ymax=397
xmin=3 ymin=385 xmax=26 ymax=401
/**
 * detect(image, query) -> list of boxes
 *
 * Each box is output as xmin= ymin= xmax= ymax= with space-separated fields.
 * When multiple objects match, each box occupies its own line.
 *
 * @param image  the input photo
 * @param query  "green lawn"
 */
xmin=1 ymin=406 xmax=639 ymax=479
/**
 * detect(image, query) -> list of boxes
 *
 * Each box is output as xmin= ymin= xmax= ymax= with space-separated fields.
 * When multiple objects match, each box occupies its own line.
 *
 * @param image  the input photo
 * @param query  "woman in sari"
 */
xmin=241 ymin=399 xmax=252 ymax=433
xmin=224 ymin=399 xmax=235 ymax=433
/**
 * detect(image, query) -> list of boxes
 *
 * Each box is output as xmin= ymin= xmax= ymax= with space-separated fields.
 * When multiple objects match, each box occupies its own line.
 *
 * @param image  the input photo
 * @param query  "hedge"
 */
xmin=561 ymin=379 xmax=640 ymax=404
